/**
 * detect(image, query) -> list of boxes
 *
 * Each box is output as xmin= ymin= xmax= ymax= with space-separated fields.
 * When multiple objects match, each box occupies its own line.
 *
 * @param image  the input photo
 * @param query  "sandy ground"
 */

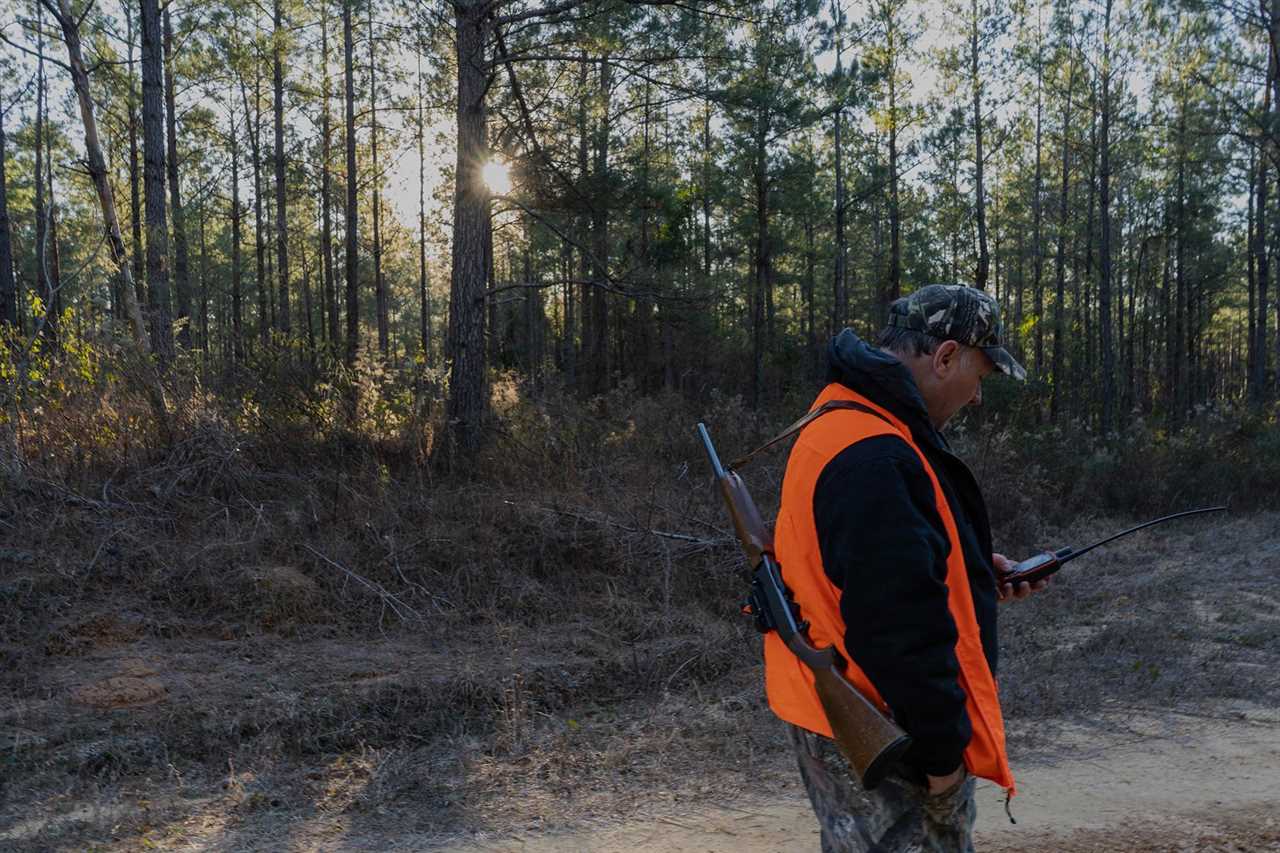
xmin=428 ymin=708 xmax=1280 ymax=853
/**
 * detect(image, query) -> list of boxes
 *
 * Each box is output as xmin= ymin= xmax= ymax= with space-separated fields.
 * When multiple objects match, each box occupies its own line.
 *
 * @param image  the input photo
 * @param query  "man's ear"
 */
xmin=932 ymin=340 xmax=961 ymax=376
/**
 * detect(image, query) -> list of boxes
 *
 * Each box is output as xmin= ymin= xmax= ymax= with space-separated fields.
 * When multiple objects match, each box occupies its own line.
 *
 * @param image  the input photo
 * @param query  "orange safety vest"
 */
xmin=765 ymin=382 xmax=1015 ymax=791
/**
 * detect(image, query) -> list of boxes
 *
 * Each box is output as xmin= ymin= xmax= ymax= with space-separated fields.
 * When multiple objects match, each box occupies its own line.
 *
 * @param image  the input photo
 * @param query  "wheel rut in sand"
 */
xmin=430 ymin=709 xmax=1280 ymax=853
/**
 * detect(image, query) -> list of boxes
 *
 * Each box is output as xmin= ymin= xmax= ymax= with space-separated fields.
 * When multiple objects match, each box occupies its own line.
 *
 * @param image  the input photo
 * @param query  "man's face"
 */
xmin=930 ymin=342 xmax=995 ymax=430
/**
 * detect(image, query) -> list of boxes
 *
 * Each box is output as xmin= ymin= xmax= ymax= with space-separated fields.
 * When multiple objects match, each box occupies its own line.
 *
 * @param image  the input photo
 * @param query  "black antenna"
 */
xmin=1061 ymin=505 xmax=1227 ymax=565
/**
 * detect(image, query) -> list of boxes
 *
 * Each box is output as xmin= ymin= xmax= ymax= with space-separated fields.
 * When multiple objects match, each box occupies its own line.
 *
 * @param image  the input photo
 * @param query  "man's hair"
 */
xmin=877 ymin=325 xmax=945 ymax=358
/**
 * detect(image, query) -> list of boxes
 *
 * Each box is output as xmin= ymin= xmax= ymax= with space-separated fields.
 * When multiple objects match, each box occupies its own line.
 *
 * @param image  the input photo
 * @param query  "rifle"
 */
xmin=696 ymin=422 xmax=912 ymax=790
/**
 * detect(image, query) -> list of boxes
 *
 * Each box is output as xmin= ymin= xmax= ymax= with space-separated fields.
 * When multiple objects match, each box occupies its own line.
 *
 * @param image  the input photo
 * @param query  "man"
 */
xmin=765 ymin=285 xmax=1046 ymax=852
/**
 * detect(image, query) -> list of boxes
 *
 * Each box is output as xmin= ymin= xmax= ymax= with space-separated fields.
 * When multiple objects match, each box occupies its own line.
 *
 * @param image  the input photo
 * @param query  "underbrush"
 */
xmin=1 ymin=345 xmax=1278 ymax=846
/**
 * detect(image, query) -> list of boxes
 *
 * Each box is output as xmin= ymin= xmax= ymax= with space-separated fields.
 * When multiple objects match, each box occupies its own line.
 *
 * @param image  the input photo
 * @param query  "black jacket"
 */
xmin=813 ymin=329 xmax=1000 ymax=777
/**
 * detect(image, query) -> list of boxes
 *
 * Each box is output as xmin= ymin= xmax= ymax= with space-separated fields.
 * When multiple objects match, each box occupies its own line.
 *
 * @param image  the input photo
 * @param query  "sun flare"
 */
xmin=481 ymin=160 xmax=512 ymax=195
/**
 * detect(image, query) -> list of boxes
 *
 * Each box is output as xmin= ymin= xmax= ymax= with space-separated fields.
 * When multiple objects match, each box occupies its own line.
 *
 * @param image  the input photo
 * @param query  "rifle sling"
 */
xmin=729 ymin=400 xmax=894 ymax=471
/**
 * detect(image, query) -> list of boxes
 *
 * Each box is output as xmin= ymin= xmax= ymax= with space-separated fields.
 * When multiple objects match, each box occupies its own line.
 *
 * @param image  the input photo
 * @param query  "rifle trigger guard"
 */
xmin=744 ymin=581 xmax=775 ymax=634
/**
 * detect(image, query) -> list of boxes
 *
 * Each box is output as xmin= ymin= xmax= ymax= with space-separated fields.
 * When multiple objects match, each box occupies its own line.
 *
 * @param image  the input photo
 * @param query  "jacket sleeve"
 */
xmin=812 ymin=434 xmax=972 ymax=777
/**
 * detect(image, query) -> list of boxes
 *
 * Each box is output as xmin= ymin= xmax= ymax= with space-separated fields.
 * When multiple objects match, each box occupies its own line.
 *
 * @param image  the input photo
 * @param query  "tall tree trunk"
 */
xmin=1271 ymin=0 xmax=1280 ymax=397
xmin=229 ymin=87 xmax=245 ymax=361
xmin=301 ymin=236 xmax=315 ymax=359
xmin=1098 ymin=0 xmax=1115 ymax=433
xmin=163 ymin=9 xmax=193 ymax=349
xmin=0 ymin=102 xmax=16 ymax=327
xmin=1251 ymin=82 xmax=1270 ymax=405
xmin=1050 ymin=52 xmax=1074 ymax=420
xmin=1126 ymin=220 xmax=1140 ymax=414
xmin=805 ymin=180 xmax=819 ymax=378
xmin=832 ymin=0 xmax=847 ymax=326
xmin=43 ymin=110 xmax=62 ymax=350
xmin=370 ymin=1 xmax=388 ymax=356
xmin=242 ymin=61 xmax=267 ymax=349
xmin=1173 ymin=82 xmax=1188 ymax=422
xmin=752 ymin=112 xmax=770 ymax=410
xmin=971 ymin=0 xmax=990 ymax=290
xmin=1032 ymin=25 xmax=1045 ymax=377
xmin=701 ymin=97 xmax=713 ymax=289
xmin=444 ymin=0 xmax=492 ymax=453
xmin=126 ymin=3 xmax=145 ymax=315
xmin=35 ymin=1 xmax=47 ymax=339
xmin=273 ymin=0 xmax=291 ymax=337
xmin=141 ymin=0 xmax=174 ymax=363
xmin=46 ymin=0 xmax=169 ymax=437
xmin=342 ymin=0 xmax=360 ymax=367
xmin=587 ymin=56 xmax=612 ymax=396
xmin=1248 ymin=151 xmax=1257 ymax=392
xmin=197 ymin=203 xmax=208 ymax=357
xmin=199 ymin=202 xmax=208 ymax=358
xmin=887 ymin=55 xmax=902 ymax=318
xmin=321 ymin=0 xmax=338 ymax=352
xmin=1081 ymin=82 xmax=1098 ymax=419
xmin=576 ymin=57 xmax=590 ymax=386
xmin=418 ymin=50 xmax=430 ymax=361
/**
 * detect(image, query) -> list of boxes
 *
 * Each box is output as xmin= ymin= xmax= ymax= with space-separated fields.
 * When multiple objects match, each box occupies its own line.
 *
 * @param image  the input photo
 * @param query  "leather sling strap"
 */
xmin=730 ymin=400 xmax=896 ymax=471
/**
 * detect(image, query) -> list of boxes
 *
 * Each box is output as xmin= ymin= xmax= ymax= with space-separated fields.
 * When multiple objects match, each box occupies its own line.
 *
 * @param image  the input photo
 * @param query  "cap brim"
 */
xmin=983 ymin=346 xmax=1027 ymax=382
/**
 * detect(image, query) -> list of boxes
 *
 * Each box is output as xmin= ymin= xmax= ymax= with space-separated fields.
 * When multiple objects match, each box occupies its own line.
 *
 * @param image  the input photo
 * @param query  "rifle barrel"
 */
xmin=697 ymin=422 xmax=728 ymax=480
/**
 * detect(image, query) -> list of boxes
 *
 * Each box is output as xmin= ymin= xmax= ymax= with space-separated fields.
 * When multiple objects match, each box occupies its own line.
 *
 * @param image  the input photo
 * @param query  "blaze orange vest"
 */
xmin=765 ymin=382 xmax=1015 ymax=791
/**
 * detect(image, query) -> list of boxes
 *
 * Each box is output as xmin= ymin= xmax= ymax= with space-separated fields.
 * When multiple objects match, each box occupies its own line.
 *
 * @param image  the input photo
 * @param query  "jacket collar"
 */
xmin=825 ymin=329 xmax=949 ymax=453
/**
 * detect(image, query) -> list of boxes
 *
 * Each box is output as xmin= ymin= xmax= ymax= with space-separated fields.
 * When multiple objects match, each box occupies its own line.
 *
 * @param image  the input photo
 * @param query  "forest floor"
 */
xmin=2 ymin=449 xmax=1278 ymax=852
xmin=4 ymin=650 xmax=1280 ymax=852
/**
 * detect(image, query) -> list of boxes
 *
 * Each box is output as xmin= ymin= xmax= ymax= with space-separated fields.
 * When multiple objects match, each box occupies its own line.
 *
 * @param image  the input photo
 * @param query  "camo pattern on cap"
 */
xmin=886 ymin=284 xmax=1027 ymax=381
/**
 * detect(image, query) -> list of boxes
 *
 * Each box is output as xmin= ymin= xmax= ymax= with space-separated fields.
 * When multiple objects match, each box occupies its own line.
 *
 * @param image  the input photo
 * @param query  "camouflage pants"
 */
xmin=789 ymin=725 xmax=977 ymax=853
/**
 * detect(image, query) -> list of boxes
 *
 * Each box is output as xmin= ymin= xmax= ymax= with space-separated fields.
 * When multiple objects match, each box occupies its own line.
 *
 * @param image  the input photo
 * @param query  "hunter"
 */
xmin=767 ymin=284 xmax=1047 ymax=852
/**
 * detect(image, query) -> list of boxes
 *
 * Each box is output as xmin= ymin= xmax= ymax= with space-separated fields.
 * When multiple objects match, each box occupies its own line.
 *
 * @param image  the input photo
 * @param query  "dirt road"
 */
xmin=431 ymin=708 xmax=1280 ymax=853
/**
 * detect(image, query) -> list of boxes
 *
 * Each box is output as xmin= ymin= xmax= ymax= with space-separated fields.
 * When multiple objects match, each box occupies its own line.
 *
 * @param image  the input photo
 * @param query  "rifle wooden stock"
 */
xmin=697 ymin=422 xmax=912 ymax=790
xmin=717 ymin=471 xmax=772 ymax=566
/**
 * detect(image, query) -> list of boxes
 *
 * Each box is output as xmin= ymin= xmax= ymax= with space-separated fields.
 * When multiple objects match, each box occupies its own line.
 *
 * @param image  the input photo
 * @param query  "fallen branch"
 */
xmin=514 ymin=501 xmax=728 ymax=548
xmin=302 ymin=544 xmax=424 ymax=625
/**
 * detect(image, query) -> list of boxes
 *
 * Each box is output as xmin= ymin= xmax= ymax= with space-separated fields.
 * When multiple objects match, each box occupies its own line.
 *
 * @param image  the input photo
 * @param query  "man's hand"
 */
xmin=926 ymin=765 xmax=966 ymax=795
xmin=993 ymin=552 xmax=1050 ymax=602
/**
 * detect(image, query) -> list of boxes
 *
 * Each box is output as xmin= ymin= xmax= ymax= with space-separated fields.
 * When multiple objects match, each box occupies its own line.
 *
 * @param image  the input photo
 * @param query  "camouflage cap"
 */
xmin=886 ymin=284 xmax=1027 ymax=381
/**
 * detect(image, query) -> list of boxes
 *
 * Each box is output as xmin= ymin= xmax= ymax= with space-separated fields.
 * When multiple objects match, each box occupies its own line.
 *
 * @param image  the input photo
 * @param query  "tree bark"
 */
xmin=587 ymin=55 xmax=611 ymax=396
xmin=1251 ymin=72 xmax=1270 ymax=405
xmin=127 ymin=4 xmax=145 ymax=315
xmin=444 ymin=0 xmax=492 ymax=452
xmin=0 ymin=102 xmax=15 ymax=327
xmin=1098 ymin=0 xmax=1115 ymax=433
xmin=971 ymin=0 xmax=990 ymax=290
xmin=229 ymin=86 xmax=245 ymax=361
xmin=1173 ymin=80 xmax=1188 ymax=422
xmin=141 ymin=0 xmax=174 ymax=363
xmin=321 ymin=0 xmax=338 ymax=352
xmin=1247 ymin=150 xmax=1257 ymax=391
xmin=35 ymin=2 xmax=47 ymax=339
xmin=418 ymin=50 xmax=430 ymax=362
xmin=832 ymin=0 xmax=847 ymax=326
xmin=343 ymin=0 xmax=359 ymax=367
xmin=1051 ymin=53 xmax=1073 ymax=420
xmin=1271 ymin=0 xmax=1280 ymax=396
xmin=575 ymin=57 xmax=592 ymax=385
xmin=751 ymin=97 xmax=770 ymax=410
xmin=163 ymin=9 xmax=193 ymax=349
xmin=198 ymin=203 xmax=208 ymax=356
xmin=369 ymin=1 xmax=387 ymax=356
xmin=273 ymin=0 xmax=291 ymax=337
xmin=43 ymin=108 xmax=62 ymax=351
xmin=887 ymin=54 xmax=902 ymax=317
xmin=244 ymin=51 xmax=267 ymax=349
xmin=1032 ymin=22 xmax=1045 ymax=378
